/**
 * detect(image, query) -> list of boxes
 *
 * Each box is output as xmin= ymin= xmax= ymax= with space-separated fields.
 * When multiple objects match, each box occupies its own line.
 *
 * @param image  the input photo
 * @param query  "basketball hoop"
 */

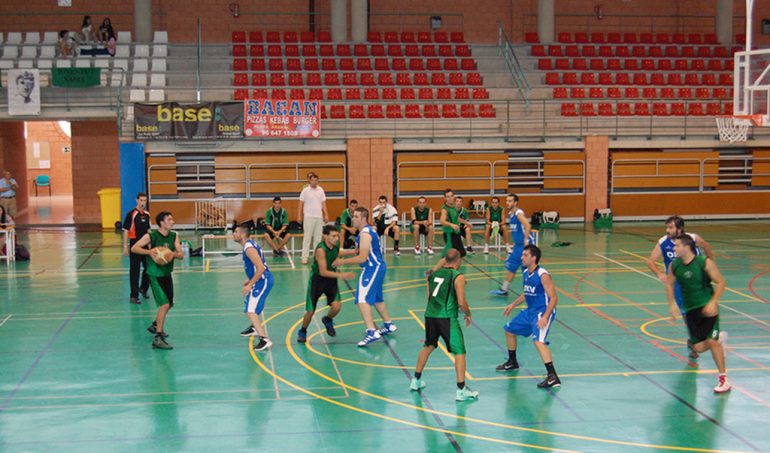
xmin=715 ymin=115 xmax=763 ymax=143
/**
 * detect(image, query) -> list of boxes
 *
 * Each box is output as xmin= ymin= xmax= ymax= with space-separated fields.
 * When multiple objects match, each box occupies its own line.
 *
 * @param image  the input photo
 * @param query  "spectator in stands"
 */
xmin=106 ymin=37 xmax=116 ymax=56
xmin=80 ymin=15 xmax=97 ymax=44
xmin=0 ymin=170 xmax=19 ymax=217
xmin=58 ymin=30 xmax=78 ymax=57
xmin=98 ymin=18 xmax=116 ymax=43
xmin=298 ymin=172 xmax=328 ymax=265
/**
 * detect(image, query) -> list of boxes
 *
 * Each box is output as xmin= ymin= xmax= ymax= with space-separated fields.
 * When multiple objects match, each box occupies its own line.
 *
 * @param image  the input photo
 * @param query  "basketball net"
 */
xmin=715 ymin=115 xmax=763 ymax=143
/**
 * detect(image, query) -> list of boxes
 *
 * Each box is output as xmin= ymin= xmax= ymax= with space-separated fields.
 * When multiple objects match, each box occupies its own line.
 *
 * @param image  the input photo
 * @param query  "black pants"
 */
xmin=129 ymin=244 xmax=150 ymax=298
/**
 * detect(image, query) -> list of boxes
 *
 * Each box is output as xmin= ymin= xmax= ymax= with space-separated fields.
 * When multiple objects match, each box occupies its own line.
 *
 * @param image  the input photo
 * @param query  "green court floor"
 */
xmin=1 ymin=221 xmax=769 ymax=452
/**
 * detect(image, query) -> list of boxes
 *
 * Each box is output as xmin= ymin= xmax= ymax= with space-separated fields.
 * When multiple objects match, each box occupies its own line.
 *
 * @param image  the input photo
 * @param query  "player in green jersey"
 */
xmin=666 ymin=234 xmax=731 ymax=393
xmin=410 ymin=196 xmax=434 ymax=255
xmin=410 ymin=249 xmax=478 ymax=401
xmin=263 ymin=196 xmax=291 ymax=256
xmin=483 ymin=196 xmax=511 ymax=254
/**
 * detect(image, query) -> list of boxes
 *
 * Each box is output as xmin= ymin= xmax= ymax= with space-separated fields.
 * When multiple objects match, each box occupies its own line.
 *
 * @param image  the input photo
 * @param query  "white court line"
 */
xmin=312 ymin=315 xmax=350 ymax=398
xmin=734 ymin=238 xmax=770 ymax=242
xmin=283 ymin=246 xmax=296 ymax=269
xmin=594 ymin=252 xmax=770 ymax=330
xmin=261 ymin=314 xmax=281 ymax=400
xmin=0 ymin=315 xmax=11 ymax=328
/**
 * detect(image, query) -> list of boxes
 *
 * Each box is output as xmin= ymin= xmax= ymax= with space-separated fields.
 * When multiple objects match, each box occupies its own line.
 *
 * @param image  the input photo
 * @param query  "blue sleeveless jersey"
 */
xmin=509 ymin=208 xmax=526 ymax=245
xmin=357 ymin=225 xmax=385 ymax=269
xmin=523 ymin=266 xmax=550 ymax=313
xmin=658 ymin=232 xmax=700 ymax=271
xmin=243 ymin=239 xmax=271 ymax=280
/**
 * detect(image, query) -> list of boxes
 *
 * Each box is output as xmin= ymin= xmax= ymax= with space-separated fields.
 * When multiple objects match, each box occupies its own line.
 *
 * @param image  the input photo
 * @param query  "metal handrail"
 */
xmin=610 ymin=156 xmax=770 ymax=193
xmin=521 ymin=13 xmax=747 ymax=35
xmin=491 ymin=159 xmax=585 ymax=194
xmin=246 ymin=162 xmax=347 ymax=198
xmin=497 ymin=21 xmax=530 ymax=109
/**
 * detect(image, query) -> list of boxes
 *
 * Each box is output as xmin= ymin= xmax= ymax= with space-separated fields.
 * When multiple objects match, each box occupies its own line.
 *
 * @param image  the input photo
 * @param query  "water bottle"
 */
xmin=182 ymin=241 xmax=189 ymax=258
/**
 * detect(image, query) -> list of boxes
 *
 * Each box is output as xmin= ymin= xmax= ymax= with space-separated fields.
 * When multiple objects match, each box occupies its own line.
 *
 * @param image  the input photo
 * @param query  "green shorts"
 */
xmin=424 ymin=317 xmax=466 ymax=355
xmin=442 ymin=232 xmax=467 ymax=258
xmin=149 ymin=275 xmax=174 ymax=307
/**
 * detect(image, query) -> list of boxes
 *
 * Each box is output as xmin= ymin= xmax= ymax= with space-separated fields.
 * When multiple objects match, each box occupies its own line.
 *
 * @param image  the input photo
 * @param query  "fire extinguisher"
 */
xmin=594 ymin=4 xmax=604 ymax=20
xmin=229 ymin=2 xmax=240 ymax=18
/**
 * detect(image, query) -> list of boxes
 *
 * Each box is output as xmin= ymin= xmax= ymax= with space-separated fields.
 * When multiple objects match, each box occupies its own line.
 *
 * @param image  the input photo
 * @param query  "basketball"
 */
xmin=151 ymin=246 xmax=175 ymax=265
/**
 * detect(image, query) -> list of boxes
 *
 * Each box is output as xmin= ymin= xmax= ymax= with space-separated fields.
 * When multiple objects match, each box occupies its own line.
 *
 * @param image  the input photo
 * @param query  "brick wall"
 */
xmin=2 ymin=0 xmax=765 ymax=45
xmin=584 ymin=136 xmax=609 ymax=220
xmin=25 ymin=121 xmax=72 ymax=196
xmin=346 ymin=138 xmax=394 ymax=211
xmin=0 ymin=122 xmax=28 ymax=216
xmin=71 ymin=120 xmax=120 ymax=224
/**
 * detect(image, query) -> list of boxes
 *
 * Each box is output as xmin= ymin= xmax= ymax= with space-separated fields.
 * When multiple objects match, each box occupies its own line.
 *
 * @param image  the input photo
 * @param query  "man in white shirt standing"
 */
xmin=298 ymin=172 xmax=328 ymax=265
xmin=0 ymin=170 xmax=19 ymax=218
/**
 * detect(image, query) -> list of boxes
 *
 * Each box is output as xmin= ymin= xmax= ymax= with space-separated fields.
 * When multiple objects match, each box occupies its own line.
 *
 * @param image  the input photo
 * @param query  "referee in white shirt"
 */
xmin=298 ymin=172 xmax=328 ymax=265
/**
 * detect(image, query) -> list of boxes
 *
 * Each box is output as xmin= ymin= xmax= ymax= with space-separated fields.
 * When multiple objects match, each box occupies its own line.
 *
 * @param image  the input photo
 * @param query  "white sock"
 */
xmin=501 ymin=281 xmax=510 ymax=291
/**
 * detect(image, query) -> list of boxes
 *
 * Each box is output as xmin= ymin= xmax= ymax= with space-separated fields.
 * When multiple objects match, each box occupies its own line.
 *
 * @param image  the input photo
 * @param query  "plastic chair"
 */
xmin=34 ymin=175 xmax=51 ymax=196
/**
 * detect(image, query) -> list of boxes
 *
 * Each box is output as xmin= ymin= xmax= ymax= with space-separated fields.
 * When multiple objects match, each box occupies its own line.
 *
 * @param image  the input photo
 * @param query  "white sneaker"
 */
xmin=378 ymin=323 xmax=398 ymax=336
xmin=410 ymin=377 xmax=426 ymax=391
xmin=714 ymin=374 xmax=732 ymax=393
xmin=455 ymin=386 xmax=479 ymax=401
xmin=426 ymin=247 xmax=435 ymax=255
xmin=414 ymin=246 xmax=422 ymax=255
xmin=483 ymin=244 xmax=489 ymax=254
xmin=357 ymin=329 xmax=382 ymax=347
xmin=506 ymin=245 xmax=513 ymax=253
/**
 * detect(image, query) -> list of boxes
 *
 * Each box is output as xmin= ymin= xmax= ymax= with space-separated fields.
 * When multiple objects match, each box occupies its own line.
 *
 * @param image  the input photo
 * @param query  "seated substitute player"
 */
xmin=497 ymin=245 xmax=561 ymax=388
xmin=297 ymin=225 xmax=356 ymax=344
xmin=410 ymin=196 xmax=435 ymax=255
xmin=454 ymin=195 xmax=475 ymax=254
xmin=334 ymin=206 xmax=397 ymax=346
xmin=339 ymin=199 xmax=359 ymax=249
xmin=410 ymin=249 xmax=479 ymax=401
xmin=483 ymin=196 xmax=511 ymax=254
xmin=234 ymin=223 xmax=274 ymax=352
xmin=131 ymin=211 xmax=183 ymax=350
xmin=440 ymin=189 xmax=465 ymax=258
xmin=372 ymin=195 xmax=401 ymax=256
xmin=647 ymin=215 xmax=714 ymax=359
xmin=263 ymin=196 xmax=291 ymax=256
xmin=491 ymin=193 xmax=531 ymax=296
xmin=667 ymin=234 xmax=730 ymax=393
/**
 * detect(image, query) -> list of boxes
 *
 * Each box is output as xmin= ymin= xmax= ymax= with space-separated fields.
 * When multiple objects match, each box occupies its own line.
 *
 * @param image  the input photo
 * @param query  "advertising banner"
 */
xmin=134 ymin=102 xmax=243 ymax=140
xmin=244 ymin=99 xmax=321 ymax=139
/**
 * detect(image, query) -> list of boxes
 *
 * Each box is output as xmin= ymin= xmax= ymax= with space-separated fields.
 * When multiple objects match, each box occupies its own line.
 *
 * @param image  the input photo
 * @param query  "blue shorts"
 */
xmin=504 ymin=243 xmax=525 ymax=274
xmin=674 ymin=281 xmax=686 ymax=315
xmin=244 ymin=273 xmax=274 ymax=315
xmin=504 ymin=309 xmax=555 ymax=345
xmin=355 ymin=264 xmax=385 ymax=306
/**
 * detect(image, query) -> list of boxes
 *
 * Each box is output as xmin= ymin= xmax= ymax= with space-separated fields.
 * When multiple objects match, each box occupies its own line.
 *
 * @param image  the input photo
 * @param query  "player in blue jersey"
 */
xmin=647 ymin=215 xmax=713 ymax=359
xmin=233 ymin=224 xmax=274 ymax=352
xmin=491 ymin=193 xmax=532 ymax=296
xmin=335 ymin=207 xmax=397 ymax=347
xmin=497 ymin=245 xmax=561 ymax=388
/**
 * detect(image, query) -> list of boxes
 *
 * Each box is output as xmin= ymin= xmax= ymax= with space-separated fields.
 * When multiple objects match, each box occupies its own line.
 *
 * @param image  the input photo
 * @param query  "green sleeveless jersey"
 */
xmin=147 ymin=230 xmax=177 ymax=277
xmin=426 ymin=268 xmax=461 ymax=319
xmin=265 ymin=207 xmax=288 ymax=231
xmin=340 ymin=208 xmax=353 ymax=228
xmin=488 ymin=206 xmax=503 ymax=223
xmin=442 ymin=204 xmax=459 ymax=233
xmin=414 ymin=206 xmax=430 ymax=221
xmin=671 ymin=255 xmax=714 ymax=312
xmin=458 ymin=207 xmax=469 ymax=221
xmin=311 ymin=241 xmax=339 ymax=278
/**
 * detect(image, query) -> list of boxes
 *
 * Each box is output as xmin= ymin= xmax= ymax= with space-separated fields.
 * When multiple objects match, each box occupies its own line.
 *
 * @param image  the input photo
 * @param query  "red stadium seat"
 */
xmin=548 ymin=45 xmax=563 ymax=57
xmin=367 ymin=105 xmax=384 ymax=119
xmin=553 ymin=87 xmax=568 ymax=98
xmin=713 ymin=88 xmax=728 ymax=99
xmin=437 ymin=88 xmax=452 ymax=99
xmin=286 ymin=59 xmax=301 ymax=71
xmin=252 ymin=89 xmax=268 ymax=98
xmin=642 ymin=88 xmax=657 ymax=99
xmin=648 ymin=46 xmax=663 ymax=57
xmin=343 ymin=72 xmax=358 ymax=86
xmin=668 ymin=74 xmax=683 ymax=86
xmin=573 ymin=59 xmax=588 ymax=70
xmin=472 ymin=88 xmax=489 ymax=99
xmin=582 ymin=46 xmax=596 ymax=57
xmin=418 ymin=88 xmax=433 ymax=100
xmin=670 ymin=103 xmax=686 ymax=116
xmin=357 ymin=58 xmax=373 ymax=71
xmin=306 ymin=73 xmax=321 ymax=86
xmin=266 ymin=32 xmax=280 ymax=43
xmin=558 ymin=32 xmax=572 ymax=43
xmin=633 ymin=73 xmax=648 ymax=86
xmin=625 ymin=87 xmax=640 ymax=98
xmin=400 ymin=88 xmax=415 ymax=100
xmin=623 ymin=33 xmax=638 ymax=44
xmin=345 ymin=88 xmax=360 ymax=100
xmin=330 ymin=105 xmax=346 ymax=119
xmin=249 ymin=31 xmax=263 ymax=43
xmin=571 ymin=88 xmax=585 ymax=98
xmin=706 ymin=102 xmax=722 ymax=115
xmin=354 ymin=44 xmax=368 ymax=56
xmin=319 ymin=45 xmax=334 ymax=56
xmin=233 ymin=89 xmax=248 ymax=100
xmin=616 ymin=73 xmax=631 ymax=85
xmin=617 ymin=103 xmax=632 ymax=115
xmin=561 ymin=103 xmax=578 ymax=116
xmin=606 ymin=59 xmax=621 ymax=71
xmin=590 ymin=59 xmax=604 ymax=70
xmin=401 ymin=32 xmax=416 ymax=43
xmin=232 ymin=31 xmax=246 ymax=43
xmin=271 ymin=89 xmax=286 ymax=99
xmin=660 ymin=88 xmax=675 ymax=99
xmin=288 ymin=73 xmax=303 ymax=86
xmin=406 ymin=104 xmax=422 ymax=118
xmin=378 ymin=73 xmax=394 ymax=85
xmin=591 ymin=32 xmax=605 ymax=43
xmin=382 ymin=88 xmax=397 ymax=100
xmin=563 ymin=73 xmax=578 ymax=84
xmin=718 ymin=73 xmax=732 ymax=86
xmin=608 ymin=87 xmax=621 ymax=98
xmin=545 ymin=73 xmax=560 ymax=85
xmin=250 ymin=45 xmax=264 ymax=57
xmin=654 ymin=33 xmax=668 ymax=44
xmin=409 ymin=59 xmax=425 ymax=71
xmin=251 ymin=59 xmax=266 ymax=71
xmin=424 ymin=105 xmax=439 ymax=118
xmin=608 ymin=32 xmax=622 ymax=44
xmin=392 ymin=58 xmax=407 ymax=71
xmin=431 ymin=73 xmax=447 ymax=86
xmin=367 ymin=31 xmax=381 ymax=43
xmin=327 ymin=89 xmax=342 ymax=100
xmin=268 ymin=59 xmax=283 ymax=71
xmin=589 ymin=87 xmax=603 ymax=98
xmin=461 ymin=104 xmax=477 ymax=118
xmin=624 ymin=59 xmax=639 ymax=71
xmin=269 ymin=73 xmax=285 ymax=86
xmin=336 ymin=44 xmax=352 ymax=56
xmin=370 ymin=45 xmax=385 ymax=56
xmin=687 ymin=34 xmax=702 ymax=44
xmin=599 ymin=45 xmax=612 ymax=57
xmin=538 ymin=59 xmax=553 ymax=70
xmin=688 ymin=103 xmax=706 ymax=115
xmin=325 ymin=73 xmax=340 ymax=85
xmin=455 ymin=88 xmax=470 ymax=99
xmin=632 ymin=46 xmax=646 ymax=57
xmin=397 ymin=73 xmax=412 ymax=86
xmin=525 ymin=32 xmax=539 ymax=43
xmin=290 ymin=89 xmax=305 ymax=99
xmin=232 ymin=45 xmax=247 ymax=57
xmin=653 ymin=103 xmax=669 ymax=116
xmin=349 ymin=105 xmax=365 ymax=119
xmin=233 ymin=58 xmax=247 ymax=71
xmin=251 ymin=73 xmax=266 ymax=86
xmin=317 ymin=31 xmax=332 ymax=42
xmin=580 ymin=103 xmax=596 ymax=116
xmin=338 ymin=58 xmax=354 ymax=70
xmin=658 ymin=60 xmax=673 ymax=71
xmin=302 ymin=45 xmax=317 ymax=57
xmin=598 ymin=103 xmax=614 ymax=115
xmin=581 ymin=73 xmax=596 ymax=85
xmin=300 ymin=32 xmax=315 ymax=43
xmin=681 ymin=46 xmax=695 ymax=58
xmin=386 ymin=104 xmax=403 ymax=118
xmin=691 ymin=59 xmax=705 ymax=71
xmin=672 ymin=33 xmax=685 ymax=44
xmin=308 ymin=89 xmax=323 ymax=100
xmin=556 ymin=59 xmax=570 ymax=70
xmin=285 ymin=45 xmax=299 ymax=57
xmin=418 ymin=32 xmax=432 ymax=43
xmin=678 ymin=88 xmax=692 ymax=99
xmin=634 ymin=103 xmax=650 ymax=115
xmin=479 ymin=104 xmax=496 ymax=117
xmin=650 ymin=74 xmax=665 ymax=85
xmin=685 ymin=74 xmax=701 ymax=86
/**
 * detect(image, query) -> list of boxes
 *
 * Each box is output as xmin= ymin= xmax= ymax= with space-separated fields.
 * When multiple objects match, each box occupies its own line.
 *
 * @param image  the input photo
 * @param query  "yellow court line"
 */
xmin=303 ymin=318 xmax=456 ymax=371
xmin=249 ymin=280 xmax=751 ymax=453
xmin=406 ymin=309 xmax=473 ymax=380
xmin=471 ymin=365 xmax=770 ymax=381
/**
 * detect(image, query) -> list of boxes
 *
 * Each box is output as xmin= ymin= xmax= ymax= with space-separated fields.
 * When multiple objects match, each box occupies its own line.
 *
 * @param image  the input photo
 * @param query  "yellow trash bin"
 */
xmin=97 ymin=188 xmax=122 ymax=229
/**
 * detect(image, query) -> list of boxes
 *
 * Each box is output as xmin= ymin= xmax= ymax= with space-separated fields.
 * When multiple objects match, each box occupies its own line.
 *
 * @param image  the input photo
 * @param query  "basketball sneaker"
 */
xmin=322 ymin=316 xmax=336 ymax=337
xmin=130 ymin=296 xmax=141 ymax=305
xmin=410 ymin=377 xmax=426 ymax=391
xmin=357 ymin=329 xmax=382 ymax=347
xmin=241 ymin=326 xmax=258 ymax=337
xmin=489 ymin=289 xmax=509 ymax=296
xmin=147 ymin=321 xmax=158 ymax=334
xmin=414 ymin=245 xmax=422 ymax=255
xmin=152 ymin=334 xmax=173 ymax=350
xmin=537 ymin=374 xmax=561 ymax=388
xmin=254 ymin=337 xmax=273 ymax=351
xmin=426 ymin=247 xmax=434 ymax=255
xmin=466 ymin=246 xmax=474 ymax=254
xmin=378 ymin=322 xmax=398 ymax=336
xmin=455 ymin=386 xmax=479 ymax=401
xmin=495 ymin=360 xmax=520 ymax=371
xmin=140 ymin=289 xmax=149 ymax=299
xmin=394 ymin=245 xmax=400 ymax=256
xmin=714 ymin=374 xmax=732 ymax=393
xmin=483 ymin=244 xmax=489 ymax=254
xmin=297 ymin=328 xmax=307 ymax=344
xmin=687 ymin=339 xmax=699 ymax=360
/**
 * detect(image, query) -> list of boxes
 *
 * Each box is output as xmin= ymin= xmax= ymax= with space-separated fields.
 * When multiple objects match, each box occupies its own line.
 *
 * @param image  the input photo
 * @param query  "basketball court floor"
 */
xmin=1 ymin=221 xmax=769 ymax=452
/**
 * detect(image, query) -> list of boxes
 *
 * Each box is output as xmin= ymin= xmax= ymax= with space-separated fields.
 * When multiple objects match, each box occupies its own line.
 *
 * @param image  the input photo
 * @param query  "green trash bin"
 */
xmin=97 ymin=188 xmax=121 ymax=229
